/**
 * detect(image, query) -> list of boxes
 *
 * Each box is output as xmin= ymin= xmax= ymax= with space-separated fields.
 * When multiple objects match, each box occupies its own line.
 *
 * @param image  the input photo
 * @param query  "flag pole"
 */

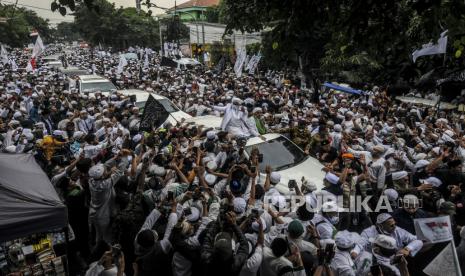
xmin=435 ymin=51 xmax=447 ymax=119
xmin=450 ymin=238 xmax=463 ymax=276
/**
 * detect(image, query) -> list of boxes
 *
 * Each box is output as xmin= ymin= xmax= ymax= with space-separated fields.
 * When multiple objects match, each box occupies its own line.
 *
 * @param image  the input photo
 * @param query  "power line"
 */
xmin=1 ymin=0 xmax=69 ymax=13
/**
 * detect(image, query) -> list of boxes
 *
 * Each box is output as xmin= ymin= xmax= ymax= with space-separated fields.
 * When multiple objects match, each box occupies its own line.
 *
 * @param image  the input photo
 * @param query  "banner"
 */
xmin=412 ymin=30 xmax=448 ymax=63
xmin=437 ymin=69 xmax=465 ymax=86
xmin=139 ymin=95 xmax=170 ymax=131
xmin=117 ymin=54 xmax=128 ymax=74
xmin=31 ymin=35 xmax=45 ymax=58
xmin=234 ymin=43 xmax=247 ymax=78
xmin=215 ymin=56 xmax=225 ymax=73
xmin=1 ymin=44 xmax=8 ymax=64
xmin=414 ymin=216 xmax=453 ymax=243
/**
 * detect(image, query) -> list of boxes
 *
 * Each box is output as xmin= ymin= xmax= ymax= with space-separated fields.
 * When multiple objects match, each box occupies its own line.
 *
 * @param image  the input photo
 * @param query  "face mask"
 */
xmin=329 ymin=216 xmax=339 ymax=225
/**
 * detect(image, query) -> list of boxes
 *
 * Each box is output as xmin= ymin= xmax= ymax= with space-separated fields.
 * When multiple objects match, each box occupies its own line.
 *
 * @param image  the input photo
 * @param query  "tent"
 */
xmin=0 ymin=154 xmax=67 ymax=242
xmin=323 ymin=82 xmax=364 ymax=95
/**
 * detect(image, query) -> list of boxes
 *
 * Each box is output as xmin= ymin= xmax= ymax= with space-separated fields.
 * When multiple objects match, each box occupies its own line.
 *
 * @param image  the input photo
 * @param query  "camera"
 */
xmin=288 ymin=179 xmax=297 ymax=189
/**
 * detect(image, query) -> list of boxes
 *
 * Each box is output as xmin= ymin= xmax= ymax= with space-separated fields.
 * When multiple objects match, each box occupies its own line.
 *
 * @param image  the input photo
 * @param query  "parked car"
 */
xmin=184 ymin=115 xmax=325 ymax=194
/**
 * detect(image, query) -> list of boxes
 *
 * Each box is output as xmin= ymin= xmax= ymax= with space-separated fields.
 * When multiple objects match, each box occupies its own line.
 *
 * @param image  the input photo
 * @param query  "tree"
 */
xmin=0 ymin=4 xmax=52 ymax=47
xmin=55 ymin=22 xmax=80 ymax=42
xmin=72 ymin=0 xmax=160 ymax=49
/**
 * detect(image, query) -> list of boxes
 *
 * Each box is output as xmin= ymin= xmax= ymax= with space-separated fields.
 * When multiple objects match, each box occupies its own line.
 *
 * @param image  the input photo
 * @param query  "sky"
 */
xmin=3 ymin=0 xmax=187 ymax=26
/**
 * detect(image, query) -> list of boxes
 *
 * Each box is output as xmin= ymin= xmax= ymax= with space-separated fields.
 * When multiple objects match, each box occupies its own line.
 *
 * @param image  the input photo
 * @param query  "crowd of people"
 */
xmin=1 ymin=45 xmax=465 ymax=276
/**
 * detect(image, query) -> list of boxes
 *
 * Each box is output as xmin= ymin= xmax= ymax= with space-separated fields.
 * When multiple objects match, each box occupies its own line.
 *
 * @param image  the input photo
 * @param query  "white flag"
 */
xmin=144 ymin=53 xmax=149 ymax=68
xmin=10 ymin=59 xmax=18 ymax=70
xmin=26 ymin=60 xmax=34 ymax=72
xmin=414 ymin=216 xmax=453 ymax=243
xmin=31 ymin=35 xmax=45 ymax=58
xmin=423 ymin=242 xmax=460 ymax=276
xmin=234 ymin=41 xmax=247 ymax=78
xmin=412 ymin=30 xmax=448 ymax=63
xmin=117 ymin=55 xmax=128 ymax=74
xmin=1 ymin=44 xmax=8 ymax=64
xmin=249 ymin=55 xmax=261 ymax=74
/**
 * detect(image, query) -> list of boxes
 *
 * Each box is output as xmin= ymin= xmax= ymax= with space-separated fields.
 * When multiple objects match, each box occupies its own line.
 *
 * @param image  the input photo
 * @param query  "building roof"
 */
xmin=169 ymin=0 xmax=219 ymax=11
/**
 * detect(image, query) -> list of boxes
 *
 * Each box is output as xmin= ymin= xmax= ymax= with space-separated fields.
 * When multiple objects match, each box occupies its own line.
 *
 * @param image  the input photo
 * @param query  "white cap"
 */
xmin=335 ymin=230 xmax=356 ymax=249
xmin=415 ymin=160 xmax=430 ymax=169
xmin=270 ymin=172 xmax=281 ymax=184
xmin=391 ymin=171 xmax=408 ymax=181
xmin=420 ymin=177 xmax=442 ymax=187
xmin=89 ymin=164 xmax=105 ymax=179
xmin=333 ymin=124 xmax=342 ymax=132
xmin=73 ymin=131 xmax=85 ymax=140
xmin=205 ymin=174 xmax=217 ymax=186
xmin=132 ymin=134 xmax=142 ymax=143
xmin=206 ymin=130 xmax=216 ymax=140
xmin=383 ymin=189 xmax=399 ymax=202
xmin=233 ymin=197 xmax=247 ymax=214
xmin=374 ymin=234 xmax=397 ymax=250
xmin=376 ymin=213 xmax=392 ymax=224
xmin=325 ymin=172 xmax=340 ymax=185
xmin=185 ymin=207 xmax=201 ymax=222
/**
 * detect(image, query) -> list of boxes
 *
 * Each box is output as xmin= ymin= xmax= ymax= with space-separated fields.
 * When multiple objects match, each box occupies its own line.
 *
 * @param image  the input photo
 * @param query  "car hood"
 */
xmin=266 ymin=156 xmax=326 ymax=194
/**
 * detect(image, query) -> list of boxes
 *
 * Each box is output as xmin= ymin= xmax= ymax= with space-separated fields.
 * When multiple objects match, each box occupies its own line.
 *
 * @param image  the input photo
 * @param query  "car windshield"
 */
xmin=81 ymin=81 xmax=116 ymax=93
xmin=245 ymin=136 xmax=308 ymax=172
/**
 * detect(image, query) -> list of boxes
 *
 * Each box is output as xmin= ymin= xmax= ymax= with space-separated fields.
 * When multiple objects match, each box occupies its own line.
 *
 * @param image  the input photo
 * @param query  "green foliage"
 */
xmin=0 ymin=4 xmax=51 ymax=47
xmin=72 ymin=0 xmax=160 ymax=49
xmin=55 ymin=22 xmax=80 ymax=42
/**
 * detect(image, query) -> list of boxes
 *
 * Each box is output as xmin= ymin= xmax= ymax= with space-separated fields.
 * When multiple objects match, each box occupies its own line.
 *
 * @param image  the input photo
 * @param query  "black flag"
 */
xmin=215 ymin=56 xmax=225 ymax=73
xmin=140 ymin=95 xmax=170 ymax=131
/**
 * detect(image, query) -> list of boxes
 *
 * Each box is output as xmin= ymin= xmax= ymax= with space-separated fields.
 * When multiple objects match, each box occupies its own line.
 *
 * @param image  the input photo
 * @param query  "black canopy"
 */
xmin=0 ymin=154 xmax=67 ymax=242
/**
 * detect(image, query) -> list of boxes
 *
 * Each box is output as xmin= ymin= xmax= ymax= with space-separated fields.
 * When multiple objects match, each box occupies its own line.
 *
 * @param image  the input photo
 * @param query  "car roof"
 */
xmin=184 ymin=115 xmax=222 ymax=129
xmin=78 ymin=75 xmax=109 ymax=82
xmin=175 ymin=58 xmax=201 ymax=65
xmin=119 ymin=89 xmax=166 ymax=101
xmin=246 ymin=133 xmax=281 ymax=146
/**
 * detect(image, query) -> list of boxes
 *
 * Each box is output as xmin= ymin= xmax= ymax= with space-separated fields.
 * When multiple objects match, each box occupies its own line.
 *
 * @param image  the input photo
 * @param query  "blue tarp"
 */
xmin=323 ymin=82 xmax=364 ymax=95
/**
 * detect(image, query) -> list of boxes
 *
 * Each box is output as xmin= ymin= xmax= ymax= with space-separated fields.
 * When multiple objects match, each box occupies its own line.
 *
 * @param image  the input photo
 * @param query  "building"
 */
xmin=166 ymin=0 xmax=219 ymax=22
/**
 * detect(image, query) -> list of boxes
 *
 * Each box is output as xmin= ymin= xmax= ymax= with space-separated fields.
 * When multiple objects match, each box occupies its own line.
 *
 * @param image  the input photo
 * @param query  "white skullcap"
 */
xmin=325 ymin=172 xmax=340 ymax=185
xmin=420 ymin=177 xmax=442 ymax=187
xmin=233 ymin=197 xmax=247 ymax=214
xmin=251 ymin=217 xmax=266 ymax=232
xmin=383 ymin=189 xmax=399 ymax=202
xmin=13 ymin=111 xmax=22 ymax=118
xmin=89 ymin=164 xmax=105 ymax=179
xmin=206 ymin=161 xmax=217 ymax=171
xmin=335 ymin=230 xmax=356 ymax=249
xmin=206 ymin=130 xmax=216 ymax=140
xmin=270 ymin=172 xmax=281 ymax=184
xmin=205 ymin=174 xmax=217 ymax=186
xmin=185 ymin=207 xmax=201 ymax=222
xmin=374 ymin=235 xmax=397 ymax=250
xmin=333 ymin=124 xmax=342 ymax=132
xmin=132 ymin=134 xmax=142 ymax=143
xmin=415 ymin=159 xmax=430 ymax=169
xmin=391 ymin=171 xmax=408 ymax=181
xmin=376 ymin=213 xmax=392 ymax=224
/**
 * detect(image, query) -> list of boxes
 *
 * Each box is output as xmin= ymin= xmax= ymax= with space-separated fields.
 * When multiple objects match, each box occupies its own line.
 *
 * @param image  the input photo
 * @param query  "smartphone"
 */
xmin=288 ymin=179 xmax=297 ymax=189
xmin=250 ymin=166 xmax=257 ymax=174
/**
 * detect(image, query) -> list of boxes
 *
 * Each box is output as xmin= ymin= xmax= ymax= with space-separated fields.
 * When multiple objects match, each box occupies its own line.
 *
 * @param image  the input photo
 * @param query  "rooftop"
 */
xmin=168 ymin=0 xmax=219 ymax=11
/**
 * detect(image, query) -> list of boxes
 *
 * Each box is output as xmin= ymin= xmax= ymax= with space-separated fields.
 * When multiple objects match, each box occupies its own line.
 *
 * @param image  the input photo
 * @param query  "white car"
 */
xmin=175 ymin=58 xmax=202 ymax=70
xmin=119 ymin=89 xmax=192 ymax=126
xmin=185 ymin=115 xmax=325 ymax=194
xmin=75 ymin=75 xmax=117 ymax=93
